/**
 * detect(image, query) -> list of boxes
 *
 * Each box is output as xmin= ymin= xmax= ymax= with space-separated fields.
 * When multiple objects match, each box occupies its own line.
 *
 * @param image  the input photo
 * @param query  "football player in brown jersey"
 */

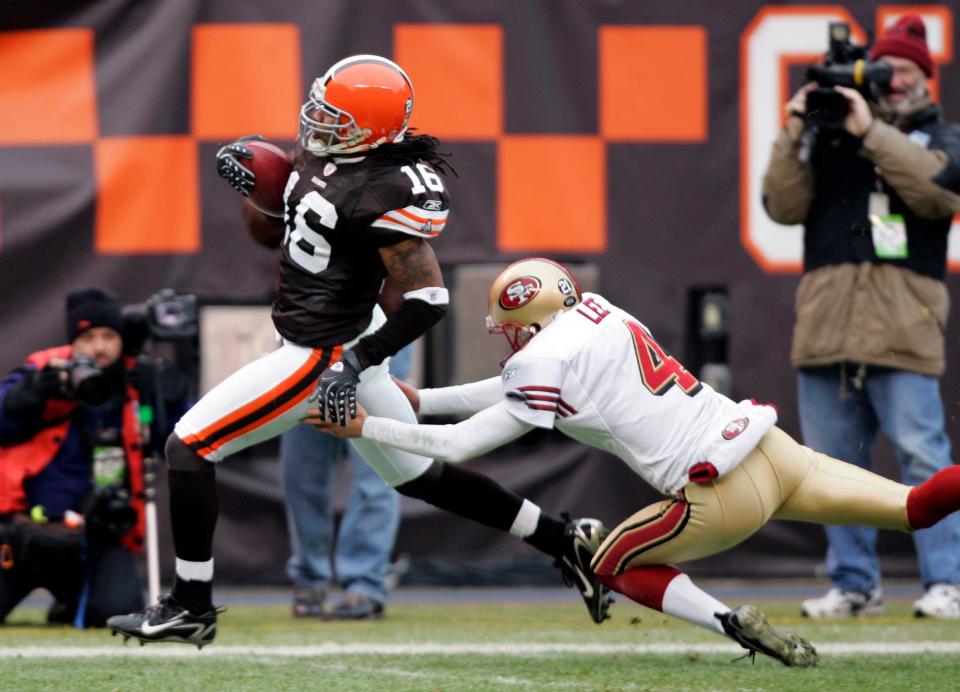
xmin=108 ymin=56 xmax=610 ymax=647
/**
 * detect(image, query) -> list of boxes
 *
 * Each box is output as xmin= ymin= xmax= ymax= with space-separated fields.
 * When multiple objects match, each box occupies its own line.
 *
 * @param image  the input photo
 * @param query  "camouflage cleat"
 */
xmin=718 ymin=605 xmax=819 ymax=667
xmin=555 ymin=515 xmax=613 ymax=624
xmin=107 ymin=595 xmax=225 ymax=650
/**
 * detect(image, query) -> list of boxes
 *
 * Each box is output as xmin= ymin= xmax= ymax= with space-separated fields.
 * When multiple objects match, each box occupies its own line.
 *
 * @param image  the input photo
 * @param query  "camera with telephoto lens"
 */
xmin=59 ymin=354 xmax=111 ymax=405
xmin=804 ymin=22 xmax=893 ymax=131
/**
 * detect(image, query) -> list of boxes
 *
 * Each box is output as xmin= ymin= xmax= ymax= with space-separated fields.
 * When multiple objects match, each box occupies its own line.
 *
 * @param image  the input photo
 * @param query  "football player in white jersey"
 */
xmin=312 ymin=257 xmax=960 ymax=667
xmin=107 ymin=60 xmax=611 ymax=648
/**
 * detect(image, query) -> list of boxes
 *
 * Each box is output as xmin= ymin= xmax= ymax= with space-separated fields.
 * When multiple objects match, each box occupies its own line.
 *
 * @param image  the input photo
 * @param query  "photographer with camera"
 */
xmin=762 ymin=15 xmax=960 ymax=619
xmin=0 ymin=287 xmax=188 ymax=627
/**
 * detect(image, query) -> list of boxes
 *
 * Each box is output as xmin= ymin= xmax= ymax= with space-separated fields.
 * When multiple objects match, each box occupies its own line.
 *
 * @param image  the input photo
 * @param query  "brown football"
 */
xmin=239 ymin=140 xmax=293 ymax=218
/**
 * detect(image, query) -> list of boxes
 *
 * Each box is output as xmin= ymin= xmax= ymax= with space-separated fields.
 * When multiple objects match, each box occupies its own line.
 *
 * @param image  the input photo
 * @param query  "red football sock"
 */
xmin=596 ymin=565 xmax=681 ymax=612
xmin=907 ymin=466 xmax=960 ymax=530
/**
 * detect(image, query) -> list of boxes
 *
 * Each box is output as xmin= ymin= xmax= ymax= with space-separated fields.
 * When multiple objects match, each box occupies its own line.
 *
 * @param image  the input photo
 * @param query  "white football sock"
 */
xmin=509 ymin=499 xmax=541 ymax=538
xmin=661 ymin=573 xmax=729 ymax=634
xmin=176 ymin=557 xmax=214 ymax=582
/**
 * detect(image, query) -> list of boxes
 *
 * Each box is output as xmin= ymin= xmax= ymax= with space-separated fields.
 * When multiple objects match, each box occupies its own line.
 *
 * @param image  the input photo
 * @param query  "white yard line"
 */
xmin=1 ymin=641 xmax=959 ymax=658
xmin=302 ymin=662 xmax=587 ymax=689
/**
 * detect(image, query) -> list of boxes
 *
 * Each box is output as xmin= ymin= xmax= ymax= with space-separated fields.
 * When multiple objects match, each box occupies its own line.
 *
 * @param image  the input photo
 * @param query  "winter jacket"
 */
xmin=0 ymin=346 xmax=150 ymax=551
xmin=762 ymin=100 xmax=960 ymax=375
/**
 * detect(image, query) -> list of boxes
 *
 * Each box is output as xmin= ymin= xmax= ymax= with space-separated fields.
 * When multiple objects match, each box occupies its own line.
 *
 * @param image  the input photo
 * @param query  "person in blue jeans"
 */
xmin=796 ymin=368 xmax=960 ymax=617
xmin=762 ymin=16 xmax=960 ymax=618
xmin=281 ymin=344 xmax=412 ymax=620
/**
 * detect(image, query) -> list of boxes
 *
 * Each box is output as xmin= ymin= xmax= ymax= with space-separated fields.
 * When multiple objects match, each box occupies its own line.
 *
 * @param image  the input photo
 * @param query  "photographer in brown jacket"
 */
xmin=762 ymin=15 xmax=960 ymax=620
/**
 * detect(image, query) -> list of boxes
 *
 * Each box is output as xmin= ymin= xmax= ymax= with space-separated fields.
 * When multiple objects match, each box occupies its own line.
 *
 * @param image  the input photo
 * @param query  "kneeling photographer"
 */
xmin=762 ymin=16 xmax=960 ymax=619
xmin=0 ymin=287 xmax=190 ymax=627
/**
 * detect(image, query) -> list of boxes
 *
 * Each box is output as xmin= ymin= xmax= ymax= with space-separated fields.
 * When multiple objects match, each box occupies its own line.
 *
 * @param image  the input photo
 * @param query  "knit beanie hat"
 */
xmin=66 ymin=287 xmax=124 ymax=342
xmin=870 ymin=14 xmax=934 ymax=77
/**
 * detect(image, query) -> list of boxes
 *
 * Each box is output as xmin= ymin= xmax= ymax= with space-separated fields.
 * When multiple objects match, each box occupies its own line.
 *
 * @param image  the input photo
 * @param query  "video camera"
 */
xmin=123 ymin=289 xmax=198 ymax=355
xmin=804 ymin=22 xmax=892 ymax=131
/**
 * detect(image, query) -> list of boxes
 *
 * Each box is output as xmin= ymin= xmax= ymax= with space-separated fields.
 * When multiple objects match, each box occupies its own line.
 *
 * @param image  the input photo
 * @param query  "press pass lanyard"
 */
xmin=868 ymin=170 xmax=907 ymax=259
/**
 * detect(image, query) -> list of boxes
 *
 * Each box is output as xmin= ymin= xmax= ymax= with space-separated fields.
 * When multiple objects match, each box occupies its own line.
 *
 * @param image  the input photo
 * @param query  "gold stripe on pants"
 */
xmin=593 ymin=426 xmax=911 ymax=574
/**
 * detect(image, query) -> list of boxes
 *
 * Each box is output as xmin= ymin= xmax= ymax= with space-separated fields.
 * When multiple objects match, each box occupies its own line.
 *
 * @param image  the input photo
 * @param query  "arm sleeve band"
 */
xmin=350 ymin=291 xmax=448 ymax=370
xmin=418 ymin=376 xmax=503 ymax=416
xmin=362 ymin=401 xmax=534 ymax=462
xmin=402 ymin=286 xmax=449 ymax=304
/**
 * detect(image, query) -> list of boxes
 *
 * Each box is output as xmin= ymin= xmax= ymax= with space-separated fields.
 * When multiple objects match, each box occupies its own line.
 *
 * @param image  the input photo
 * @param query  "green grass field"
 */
xmin=2 ymin=591 xmax=959 ymax=691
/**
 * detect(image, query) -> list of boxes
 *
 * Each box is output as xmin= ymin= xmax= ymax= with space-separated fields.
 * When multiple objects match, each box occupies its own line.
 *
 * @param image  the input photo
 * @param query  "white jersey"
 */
xmin=499 ymin=293 xmax=777 ymax=495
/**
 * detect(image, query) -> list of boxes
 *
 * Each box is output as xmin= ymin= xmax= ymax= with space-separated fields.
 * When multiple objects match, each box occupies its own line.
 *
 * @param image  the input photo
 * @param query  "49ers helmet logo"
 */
xmin=721 ymin=417 xmax=749 ymax=440
xmin=499 ymin=277 xmax=541 ymax=310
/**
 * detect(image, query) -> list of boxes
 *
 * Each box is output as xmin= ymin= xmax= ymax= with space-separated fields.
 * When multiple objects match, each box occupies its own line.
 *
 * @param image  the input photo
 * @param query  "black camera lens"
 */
xmin=805 ymin=88 xmax=850 ymax=130
xmin=67 ymin=355 xmax=111 ymax=405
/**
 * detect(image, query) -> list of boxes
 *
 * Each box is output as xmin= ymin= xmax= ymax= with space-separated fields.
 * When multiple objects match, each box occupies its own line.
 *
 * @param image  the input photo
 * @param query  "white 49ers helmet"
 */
xmin=486 ymin=258 xmax=583 ymax=354
xmin=299 ymin=54 xmax=414 ymax=156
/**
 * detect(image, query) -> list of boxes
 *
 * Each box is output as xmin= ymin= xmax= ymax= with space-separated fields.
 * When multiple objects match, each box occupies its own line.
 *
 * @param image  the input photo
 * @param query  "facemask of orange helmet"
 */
xmin=486 ymin=258 xmax=583 ymax=356
xmin=299 ymin=54 xmax=414 ymax=157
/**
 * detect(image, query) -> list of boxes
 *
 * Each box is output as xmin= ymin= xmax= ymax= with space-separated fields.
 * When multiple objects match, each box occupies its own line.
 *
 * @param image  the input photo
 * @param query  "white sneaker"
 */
xmin=913 ymin=583 xmax=960 ymax=619
xmin=801 ymin=587 xmax=884 ymax=618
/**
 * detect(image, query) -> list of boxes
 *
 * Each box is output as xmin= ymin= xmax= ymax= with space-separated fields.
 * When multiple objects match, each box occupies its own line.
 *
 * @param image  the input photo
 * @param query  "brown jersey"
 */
xmin=272 ymin=151 xmax=449 ymax=347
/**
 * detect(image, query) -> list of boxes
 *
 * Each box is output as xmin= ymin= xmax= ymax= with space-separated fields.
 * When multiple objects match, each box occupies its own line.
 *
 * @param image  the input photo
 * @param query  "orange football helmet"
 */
xmin=486 ymin=258 xmax=583 ymax=354
xmin=299 ymin=54 xmax=414 ymax=156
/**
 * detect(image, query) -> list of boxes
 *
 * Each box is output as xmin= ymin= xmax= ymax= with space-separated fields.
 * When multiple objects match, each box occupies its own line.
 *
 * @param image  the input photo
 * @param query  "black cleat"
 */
xmin=107 ymin=595 xmax=224 ymax=649
xmin=555 ymin=515 xmax=613 ymax=624
xmin=718 ymin=605 xmax=819 ymax=667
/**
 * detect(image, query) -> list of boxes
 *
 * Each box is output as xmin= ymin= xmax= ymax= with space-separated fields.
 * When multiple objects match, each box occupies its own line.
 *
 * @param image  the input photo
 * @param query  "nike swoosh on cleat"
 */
xmin=576 ymin=544 xmax=596 ymax=571
xmin=564 ymin=557 xmax=594 ymax=598
xmin=140 ymin=617 xmax=187 ymax=636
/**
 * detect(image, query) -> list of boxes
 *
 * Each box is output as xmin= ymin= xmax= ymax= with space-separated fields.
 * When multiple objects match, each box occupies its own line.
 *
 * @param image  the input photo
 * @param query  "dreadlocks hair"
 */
xmin=372 ymin=130 xmax=458 ymax=178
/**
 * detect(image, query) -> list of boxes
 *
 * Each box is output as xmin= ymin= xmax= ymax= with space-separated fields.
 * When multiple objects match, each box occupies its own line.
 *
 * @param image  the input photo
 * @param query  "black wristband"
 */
xmin=340 ymin=349 xmax=365 ymax=375
xmin=351 ymin=298 xmax=448 ymax=369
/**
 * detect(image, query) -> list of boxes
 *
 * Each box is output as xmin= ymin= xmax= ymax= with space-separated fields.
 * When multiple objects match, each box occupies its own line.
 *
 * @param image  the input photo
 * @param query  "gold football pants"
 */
xmin=593 ymin=426 xmax=911 ymax=576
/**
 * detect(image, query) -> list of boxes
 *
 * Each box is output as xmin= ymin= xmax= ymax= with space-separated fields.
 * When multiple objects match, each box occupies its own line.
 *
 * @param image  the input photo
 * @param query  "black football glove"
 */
xmin=215 ymin=134 xmax=265 ymax=196
xmin=308 ymin=350 xmax=364 ymax=426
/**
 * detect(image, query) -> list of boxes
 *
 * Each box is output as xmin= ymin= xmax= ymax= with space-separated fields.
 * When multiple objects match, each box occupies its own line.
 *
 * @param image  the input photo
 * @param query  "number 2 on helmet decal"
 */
xmin=625 ymin=320 xmax=701 ymax=396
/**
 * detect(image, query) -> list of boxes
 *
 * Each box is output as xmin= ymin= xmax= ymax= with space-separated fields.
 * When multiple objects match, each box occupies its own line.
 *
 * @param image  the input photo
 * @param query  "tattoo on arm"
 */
xmin=380 ymin=239 xmax=444 ymax=292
